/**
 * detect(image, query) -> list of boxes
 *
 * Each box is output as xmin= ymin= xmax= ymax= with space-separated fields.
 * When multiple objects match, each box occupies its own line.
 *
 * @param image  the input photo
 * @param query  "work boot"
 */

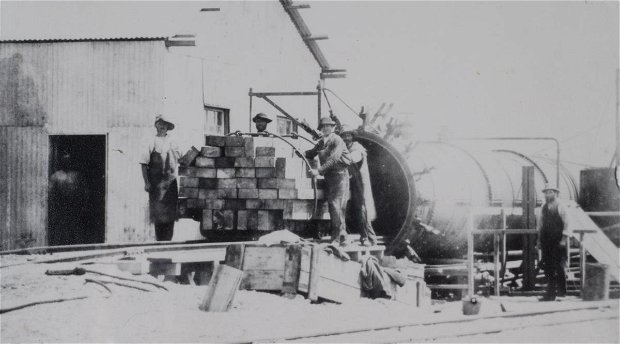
xmin=339 ymin=235 xmax=348 ymax=247
xmin=360 ymin=239 xmax=371 ymax=247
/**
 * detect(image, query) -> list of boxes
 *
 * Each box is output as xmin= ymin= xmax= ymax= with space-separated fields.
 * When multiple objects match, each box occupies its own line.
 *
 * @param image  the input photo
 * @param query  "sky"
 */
xmin=1 ymin=0 xmax=618 ymax=167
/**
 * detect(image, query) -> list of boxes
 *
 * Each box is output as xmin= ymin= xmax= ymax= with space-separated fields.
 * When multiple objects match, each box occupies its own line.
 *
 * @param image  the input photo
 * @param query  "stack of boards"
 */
xmin=178 ymin=135 xmax=329 ymax=232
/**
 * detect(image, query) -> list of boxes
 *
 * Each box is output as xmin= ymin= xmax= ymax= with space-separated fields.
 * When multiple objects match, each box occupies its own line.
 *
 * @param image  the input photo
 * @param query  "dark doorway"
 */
xmin=48 ymin=135 xmax=106 ymax=245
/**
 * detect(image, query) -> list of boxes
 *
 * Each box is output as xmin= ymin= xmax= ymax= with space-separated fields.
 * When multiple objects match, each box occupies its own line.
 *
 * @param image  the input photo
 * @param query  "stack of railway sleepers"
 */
xmin=178 ymin=135 xmax=328 ymax=232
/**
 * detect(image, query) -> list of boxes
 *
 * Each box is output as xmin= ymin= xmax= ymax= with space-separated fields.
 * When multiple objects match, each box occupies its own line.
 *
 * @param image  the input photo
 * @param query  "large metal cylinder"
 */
xmin=352 ymin=133 xmax=577 ymax=259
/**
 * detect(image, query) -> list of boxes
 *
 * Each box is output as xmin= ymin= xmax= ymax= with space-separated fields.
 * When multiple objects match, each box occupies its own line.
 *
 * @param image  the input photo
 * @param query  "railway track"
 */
xmin=241 ymin=300 xmax=618 ymax=343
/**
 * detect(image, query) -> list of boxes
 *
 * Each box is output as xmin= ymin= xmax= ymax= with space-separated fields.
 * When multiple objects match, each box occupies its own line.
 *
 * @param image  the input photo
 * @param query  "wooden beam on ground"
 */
xmin=199 ymin=264 xmax=243 ymax=312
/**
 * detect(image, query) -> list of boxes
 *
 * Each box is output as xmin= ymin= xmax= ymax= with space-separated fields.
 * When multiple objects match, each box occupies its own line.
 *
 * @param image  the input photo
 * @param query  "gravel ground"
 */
xmin=1 ymin=255 xmax=618 ymax=343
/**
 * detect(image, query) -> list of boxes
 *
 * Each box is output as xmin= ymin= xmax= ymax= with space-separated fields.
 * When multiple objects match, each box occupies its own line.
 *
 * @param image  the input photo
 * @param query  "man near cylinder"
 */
xmin=537 ymin=184 xmax=570 ymax=301
xmin=306 ymin=117 xmax=351 ymax=246
xmin=140 ymin=115 xmax=181 ymax=241
xmin=341 ymin=127 xmax=378 ymax=247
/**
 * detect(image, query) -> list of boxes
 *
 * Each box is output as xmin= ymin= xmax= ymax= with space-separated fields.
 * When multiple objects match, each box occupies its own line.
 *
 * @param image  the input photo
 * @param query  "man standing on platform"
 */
xmin=306 ymin=117 xmax=351 ymax=246
xmin=341 ymin=127 xmax=378 ymax=247
xmin=537 ymin=184 xmax=570 ymax=301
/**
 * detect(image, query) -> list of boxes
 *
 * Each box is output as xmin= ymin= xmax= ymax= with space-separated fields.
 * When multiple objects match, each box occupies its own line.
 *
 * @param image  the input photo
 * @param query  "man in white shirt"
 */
xmin=139 ymin=115 xmax=181 ymax=241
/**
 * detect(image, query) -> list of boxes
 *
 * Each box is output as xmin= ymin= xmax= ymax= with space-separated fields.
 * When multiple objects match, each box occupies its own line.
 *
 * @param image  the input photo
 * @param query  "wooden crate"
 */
xmin=225 ymin=244 xmax=362 ymax=303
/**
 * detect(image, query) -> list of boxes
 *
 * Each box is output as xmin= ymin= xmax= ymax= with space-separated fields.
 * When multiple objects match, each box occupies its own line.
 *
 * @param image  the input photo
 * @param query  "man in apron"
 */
xmin=140 ymin=115 xmax=181 ymax=241
xmin=341 ymin=128 xmax=378 ymax=247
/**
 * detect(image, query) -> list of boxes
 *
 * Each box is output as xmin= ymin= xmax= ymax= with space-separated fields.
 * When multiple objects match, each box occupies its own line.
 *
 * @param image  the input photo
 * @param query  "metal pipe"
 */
xmin=282 ymin=133 xmax=315 ymax=145
xmin=248 ymin=88 xmax=253 ymax=133
xmin=447 ymin=137 xmax=561 ymax=187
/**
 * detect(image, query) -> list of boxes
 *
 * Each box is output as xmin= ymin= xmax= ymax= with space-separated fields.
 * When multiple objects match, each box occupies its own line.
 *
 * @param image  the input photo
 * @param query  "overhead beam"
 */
xmin=322 ymin=69 xmax=347 ymax=74
xmin=320 ymin=73 xmax=346 ymax=79
xmin=279 ymin=0 xmax=330 ymax=70
xmin=303 ymin=35 xmax=328 ymax=41
xmin=250 ymin=91 xmax=319 ymax=97
xmin=165 ymin=35 xmax=196 ymax=47
xmin=287 ymin=4 xmax=311 ymax=9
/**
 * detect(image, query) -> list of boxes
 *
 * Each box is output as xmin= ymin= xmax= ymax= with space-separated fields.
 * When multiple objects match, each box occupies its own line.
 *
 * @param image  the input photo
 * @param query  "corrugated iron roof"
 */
xmin=0 ymin=36 xmax=168 ymax=43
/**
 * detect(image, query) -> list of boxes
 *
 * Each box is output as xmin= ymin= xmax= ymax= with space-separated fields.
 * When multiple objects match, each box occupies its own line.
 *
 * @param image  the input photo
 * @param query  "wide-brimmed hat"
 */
xmin=155 ymin=114 xmax=175 ymax=130
xmin=542 ymin=184 xmax=560 ymax=193
xmin=253 ymin=113 xmax=272 ymax=123
xmin=318 ymin=116 xmax=336 ymax=129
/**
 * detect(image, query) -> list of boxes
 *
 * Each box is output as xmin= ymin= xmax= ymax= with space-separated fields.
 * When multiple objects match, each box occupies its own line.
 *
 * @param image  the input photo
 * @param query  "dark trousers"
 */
xmin=155 ymin=222 xmax=174 ymax=241
xmin=541 ymin=241 xmax=567 ymax=297
xmin=325 ymin=172 xmax=349 ymax=242
xmin=347 ymin=192 xmax=377 ymax=243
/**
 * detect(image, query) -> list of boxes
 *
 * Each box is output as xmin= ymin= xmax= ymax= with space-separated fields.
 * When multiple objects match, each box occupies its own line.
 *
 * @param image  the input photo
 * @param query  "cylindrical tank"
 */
xmin=351 ymin=132 xmax=577 ymax=259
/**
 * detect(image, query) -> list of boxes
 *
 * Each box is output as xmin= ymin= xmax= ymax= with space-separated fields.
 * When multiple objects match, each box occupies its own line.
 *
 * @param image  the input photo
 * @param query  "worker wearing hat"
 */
xmin=139 ymin=114 xmax=182 ymax=241
xmin=253 ymin=112 xmax=272 ymax=133
xmin=341 ymin=126 xmax=378 ymax=247
xmin=536 ymin=184 xmax=570 ymax=301
xmin=305 ymin=117 xmax=352 ymax=246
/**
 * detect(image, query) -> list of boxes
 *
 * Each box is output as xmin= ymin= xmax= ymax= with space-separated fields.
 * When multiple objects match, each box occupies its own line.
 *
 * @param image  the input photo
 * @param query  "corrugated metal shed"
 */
xmin=0 ymin=39 xmax=169 ymax=249
xmin=0 ymin=127 xmax=48 ymax=250
xmin=0 ymin=40 xmax=166 ymax=131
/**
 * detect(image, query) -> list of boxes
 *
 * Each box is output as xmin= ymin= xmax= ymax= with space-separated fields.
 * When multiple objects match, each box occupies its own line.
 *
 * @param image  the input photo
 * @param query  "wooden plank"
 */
xmin=225 ymin=244 xmax=246 ymax=269
xmin=315 ymin=250 xmax=362 ymax=303
xmin=282 ymin=245 xmax=302 ymax=296
xmin=242 ymin=246 xmax=287 ymax=270
xmin=241 ymin=270 xmax=284 ymax=290
xmin=199 ymin=264 xmax=243 ymax=312
xmin=427 ymin=284 xmax=469 ymax=290
xmin=307 ymin=245 xmax=321 ymax=301
xmin=315 ymin=277 xmax=361 ymax=303
xmin=146 ymin=248 xmax=226 ymax=264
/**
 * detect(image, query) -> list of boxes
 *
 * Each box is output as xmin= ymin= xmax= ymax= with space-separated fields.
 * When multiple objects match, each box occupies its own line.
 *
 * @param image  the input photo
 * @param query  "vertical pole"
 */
xmin=522 ymin=166 xmax=537 ymax=290
xmin=494 ymin=209 xmax=504 ymax=297
xmin=248 ymin=88 xmax=253 ymax=132
xmin=317 ymin=81 xmax=322 ymax=125
xmin=467 ymin=209 xmax=475 ymax=297
xmin=500 ymin=210 xmax=507 ymax=281
xmin=579 ymin=232 xmax=586 ymax=297
xmin=616 ymin=68 xmax=620 ymax=165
